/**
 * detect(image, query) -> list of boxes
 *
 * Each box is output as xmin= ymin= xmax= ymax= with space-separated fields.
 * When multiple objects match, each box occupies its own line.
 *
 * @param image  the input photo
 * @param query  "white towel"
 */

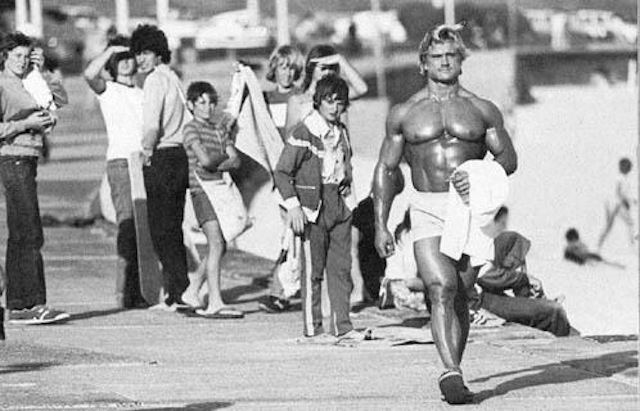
xmin=23 ymin=69 xmax=56 ymax=110
xmin=440 ymin=160 xmax=508 ymax=266
xmin=226 ymin=65 xmax=284 ymax=180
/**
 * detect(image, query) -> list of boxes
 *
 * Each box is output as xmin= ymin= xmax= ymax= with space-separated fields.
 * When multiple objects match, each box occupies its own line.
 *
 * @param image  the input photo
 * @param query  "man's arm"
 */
xmin=311 ymin=54 xmax=368 ymax=100
xmin=217 ymin=145 xmax=241 ymax=171
xmin=141 ymin=72 xmax=165 ymax=161
xmin=274 ymin=130 xmax=310 ymax=234
xmin=183 ymin=124 xmax=228 ymax=170
xmin=373 ymin=105 xmax=406 ymax=257
xmin=0 ymin=111 xmax=53 ymax=141
xmin=84 ymin=45 xmax=129 ymax=95
xmin=481 ymin=100 xmax=517 ymax=175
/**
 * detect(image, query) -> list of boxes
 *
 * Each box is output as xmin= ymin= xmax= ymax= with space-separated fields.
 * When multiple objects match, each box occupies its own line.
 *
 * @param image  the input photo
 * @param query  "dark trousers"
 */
xmin=301 ymin=185 xmax=353 ymax=337
xmin=143 ymin=147 xmax=189 ymax=304
xmin=480 ymin=291 xmax=571 ymax=337
xmin=0 ymin=156 xmax=45 ymax=310
xmin=107 ymin=159 xmax=143 ymax=307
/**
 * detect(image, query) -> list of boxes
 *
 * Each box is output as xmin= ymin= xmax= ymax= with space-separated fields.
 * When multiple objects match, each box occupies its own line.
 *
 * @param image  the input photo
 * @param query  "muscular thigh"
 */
xmin=414 ymin=237 xmax=459 ymax=291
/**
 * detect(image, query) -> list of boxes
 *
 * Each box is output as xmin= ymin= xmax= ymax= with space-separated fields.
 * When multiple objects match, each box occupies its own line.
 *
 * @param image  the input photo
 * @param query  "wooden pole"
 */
xmin=275 ymin=0 xmax=290 ymax=46
xmin=156 ymin=0 xmax=169 ymax=28
xmin=29 ymin=0 xmax=42 ymax=38
xmin=507 ymin=0 xmax=518 ymax=48
xmin=15 ymin=0 xmax=28 ymax=33
xmin=444 ymin=0 xmax=455 ymax=25
xmin=115 ymin=0 xmax=130 ymax=34
xmin=370 ymin=0 xmax=387 ymax=98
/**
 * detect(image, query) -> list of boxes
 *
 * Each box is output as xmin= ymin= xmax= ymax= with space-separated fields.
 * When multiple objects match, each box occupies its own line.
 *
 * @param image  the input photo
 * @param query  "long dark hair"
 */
xmin=302 ymin=44 xmax=338 ymax=91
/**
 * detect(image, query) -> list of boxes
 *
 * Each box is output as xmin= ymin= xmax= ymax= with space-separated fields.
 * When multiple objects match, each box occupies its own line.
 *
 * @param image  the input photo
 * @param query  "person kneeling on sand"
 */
xmin=180 ymin=81 xmax=244 ymax=319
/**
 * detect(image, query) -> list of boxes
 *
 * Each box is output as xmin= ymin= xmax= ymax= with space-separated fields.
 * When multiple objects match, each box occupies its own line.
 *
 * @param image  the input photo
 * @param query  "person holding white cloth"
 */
xmin=373 ymin=24 xmax=517 ymax=404
xmin=180 ymin=81 xmax=244 ymax=319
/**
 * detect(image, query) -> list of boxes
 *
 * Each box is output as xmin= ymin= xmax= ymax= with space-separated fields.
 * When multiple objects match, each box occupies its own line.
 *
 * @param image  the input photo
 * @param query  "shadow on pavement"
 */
xmin=132 ymin=401 xmax=234 ymax=411
xmin=70 ymin=308 xmax=126 ymax=321
xmin=471 ymin=350 xmax=638 ymax=403
xmin=222 ymin=280 xmax=267 ymax=305
xmin=0 ymin=361 xmax=60 ymax=375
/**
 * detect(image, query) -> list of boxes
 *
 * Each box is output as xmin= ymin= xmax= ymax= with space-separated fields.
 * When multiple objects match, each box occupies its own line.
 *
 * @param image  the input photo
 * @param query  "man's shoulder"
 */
xmin=388 ymin=97 xmax=418 ymax=126
xmin=460 ymin=88 xmax=499 ymax=113
xmin=144 ymin=68 xmax=170 ymax=87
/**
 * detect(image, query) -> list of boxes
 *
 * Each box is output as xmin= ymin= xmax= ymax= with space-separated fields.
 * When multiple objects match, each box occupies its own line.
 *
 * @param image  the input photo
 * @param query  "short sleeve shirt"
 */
xmin=183 ymin=119 xmax=233 ymax=189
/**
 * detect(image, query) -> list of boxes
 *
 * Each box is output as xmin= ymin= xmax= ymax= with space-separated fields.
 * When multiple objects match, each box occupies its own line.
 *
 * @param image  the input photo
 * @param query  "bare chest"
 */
xmin=402 ymin=98 xmax=487 ymax=144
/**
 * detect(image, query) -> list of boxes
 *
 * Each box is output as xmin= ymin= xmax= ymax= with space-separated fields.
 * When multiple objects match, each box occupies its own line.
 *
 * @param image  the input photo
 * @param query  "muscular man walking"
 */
xmin=373 ymin=25 xmax=517 ymax=404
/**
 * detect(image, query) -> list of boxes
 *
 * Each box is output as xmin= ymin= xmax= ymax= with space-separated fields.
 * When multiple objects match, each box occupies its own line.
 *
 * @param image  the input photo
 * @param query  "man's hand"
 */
xmin=140 ymin=148 xmax=153 ymax=166
xmin=29 ymin=47 xmax=45 ymax=70
xmin=109 ymin=45 xmax=129 ymax=55
xmin=288 ymin=206 xmax=307 ymax=235
xmin=451 ymin=170 xmax=470 ymax=205
xmin=22 ymin=111 xmax=54 ymax=132
xmin=310 ymin=54 xmax=341 ymax=66
xmin=375 ymin=227 xmax=395 ymax=258
xmin=339 ymin=180 xmax=351 ymax=197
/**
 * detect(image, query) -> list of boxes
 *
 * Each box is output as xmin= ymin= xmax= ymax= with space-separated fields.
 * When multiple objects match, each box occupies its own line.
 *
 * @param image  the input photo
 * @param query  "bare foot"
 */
xmin=181 ymin=290 xmax=202 ymax=309
xmin=148 ymin=302 xmax=178 ymax=312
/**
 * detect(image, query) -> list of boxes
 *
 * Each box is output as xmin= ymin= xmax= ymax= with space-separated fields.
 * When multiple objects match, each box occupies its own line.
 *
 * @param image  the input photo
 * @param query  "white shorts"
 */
xmin=409 ymin=191 xmax=449 ymax=241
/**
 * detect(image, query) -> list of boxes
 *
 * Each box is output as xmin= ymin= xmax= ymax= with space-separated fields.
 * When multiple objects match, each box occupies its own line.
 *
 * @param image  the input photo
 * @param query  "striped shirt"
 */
xmin=183 ymin=118 xmax=233 ymax=189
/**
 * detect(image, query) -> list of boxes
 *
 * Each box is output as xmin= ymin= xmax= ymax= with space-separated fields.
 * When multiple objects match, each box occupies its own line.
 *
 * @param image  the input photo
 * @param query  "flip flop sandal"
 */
xmin=193 ymin=307 xmax=245 ymax=319
xmin=438 ymin=370 xmax=474 ymax=405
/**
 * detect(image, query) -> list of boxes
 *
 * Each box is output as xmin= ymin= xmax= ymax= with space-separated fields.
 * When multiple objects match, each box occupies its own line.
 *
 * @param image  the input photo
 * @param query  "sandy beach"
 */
xmin=510 ymin=84 xmax=638 ymax=336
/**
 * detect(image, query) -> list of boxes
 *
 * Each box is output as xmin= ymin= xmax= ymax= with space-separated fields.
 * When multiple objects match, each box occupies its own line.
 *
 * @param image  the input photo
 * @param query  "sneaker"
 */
xmin=8 ymin=305 xmax=70 ymax=325
xmin=337 ymin=329 xmax=372 ymax=343
xmin=258 ymin=296 xmax=291 ymax=313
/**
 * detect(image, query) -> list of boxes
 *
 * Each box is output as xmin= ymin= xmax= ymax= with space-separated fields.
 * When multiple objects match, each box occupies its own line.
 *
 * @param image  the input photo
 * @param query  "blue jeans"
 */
xmin=107 ymin=159 xmax=143 ymax=307
xmin=0 ymin=156 xmax=45 ymax=310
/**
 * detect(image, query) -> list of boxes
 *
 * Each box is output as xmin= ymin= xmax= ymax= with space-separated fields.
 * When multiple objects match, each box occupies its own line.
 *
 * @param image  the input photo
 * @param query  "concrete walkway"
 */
xmin=0 ymin=131 xmax=638 ymax=411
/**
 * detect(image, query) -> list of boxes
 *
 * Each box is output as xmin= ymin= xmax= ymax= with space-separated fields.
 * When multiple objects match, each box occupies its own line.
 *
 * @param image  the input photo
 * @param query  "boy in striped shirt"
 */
xmin=181 ymin=81 xmax=244 ymax=319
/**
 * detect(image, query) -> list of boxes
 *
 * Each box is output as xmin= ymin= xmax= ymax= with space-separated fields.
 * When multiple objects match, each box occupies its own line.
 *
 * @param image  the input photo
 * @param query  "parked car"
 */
xmin=332 ymin=10 xmax=408 ymax=46
xmin=195 ymin=9 xmax=271 ymax=50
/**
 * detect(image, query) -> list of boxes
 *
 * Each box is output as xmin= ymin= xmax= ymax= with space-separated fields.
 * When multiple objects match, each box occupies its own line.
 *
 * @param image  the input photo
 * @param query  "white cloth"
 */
xmin=269 ymin=103 xmax=288 ymax=128
xmin=303 ymin=110 xmax=347 ymax=185
xmin=226 ymin=65 xmax=284 ymax=178
xmin=23 ymin=69 xmax=55 ymax=110
xmin=385 ymin=230 xmax=418 ymax=281
xmin=440 ymin=160 xmax=509 ymax=266
xmin=96 ymin=82 xmax=144 ymax=160
xmin=277 ymin=227 xmax=302 ymax=298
